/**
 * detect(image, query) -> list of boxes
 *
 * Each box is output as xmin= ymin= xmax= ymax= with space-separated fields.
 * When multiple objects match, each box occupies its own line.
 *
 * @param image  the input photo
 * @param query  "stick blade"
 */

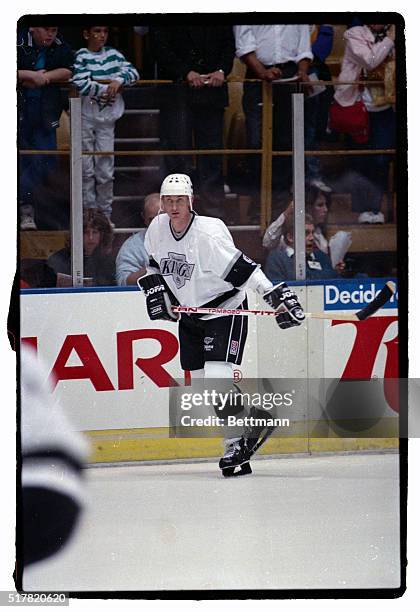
xmin=356 ymin=281 xmax=396 ymax=320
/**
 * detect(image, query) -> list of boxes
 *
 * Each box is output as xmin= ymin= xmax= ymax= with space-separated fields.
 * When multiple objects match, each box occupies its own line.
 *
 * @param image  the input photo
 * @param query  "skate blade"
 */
xmin=222 ymin=462 xmax=252 ymax=477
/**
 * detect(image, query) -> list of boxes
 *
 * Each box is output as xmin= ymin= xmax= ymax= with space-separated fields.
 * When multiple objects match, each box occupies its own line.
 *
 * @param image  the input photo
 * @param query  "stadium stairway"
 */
xmin=112 ymin=86 xmax=162 ymax=228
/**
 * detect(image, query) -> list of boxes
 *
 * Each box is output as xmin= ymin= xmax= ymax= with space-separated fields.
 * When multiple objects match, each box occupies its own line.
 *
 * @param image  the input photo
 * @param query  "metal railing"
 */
xmin=18 ymin=78 xmax=396 ymax=286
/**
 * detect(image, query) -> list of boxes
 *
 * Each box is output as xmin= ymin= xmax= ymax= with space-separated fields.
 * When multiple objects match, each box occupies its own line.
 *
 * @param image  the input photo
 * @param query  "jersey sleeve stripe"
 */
xmin=223 ymin=253 xmax=259 ymax=288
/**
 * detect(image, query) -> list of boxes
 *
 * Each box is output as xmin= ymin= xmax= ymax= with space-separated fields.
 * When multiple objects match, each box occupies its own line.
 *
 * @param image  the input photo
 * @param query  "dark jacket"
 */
xmin=152 ymin=26 xmax=235 ymax=108
xmin=17 ymin=30 xmax=74 ymax=129
xmin=46 ymin=248 xmax=116 ymax=287
xmin=265 ymin=248 xmax=340 ymax=283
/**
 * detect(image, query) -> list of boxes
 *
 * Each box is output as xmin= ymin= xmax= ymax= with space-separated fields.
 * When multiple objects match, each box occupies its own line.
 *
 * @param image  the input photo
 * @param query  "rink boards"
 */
xmin=21 ymin=278 xmax=399 ymax=463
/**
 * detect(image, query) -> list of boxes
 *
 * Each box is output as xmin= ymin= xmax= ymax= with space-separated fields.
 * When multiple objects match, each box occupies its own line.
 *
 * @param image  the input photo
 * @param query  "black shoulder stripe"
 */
xmin=224 ymin=253 xmax=258 ymax=288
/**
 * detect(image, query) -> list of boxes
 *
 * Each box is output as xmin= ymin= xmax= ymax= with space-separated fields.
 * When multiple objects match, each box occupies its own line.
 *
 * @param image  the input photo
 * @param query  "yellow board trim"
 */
xmin=83 ymin=426 xmax=398 ymax=464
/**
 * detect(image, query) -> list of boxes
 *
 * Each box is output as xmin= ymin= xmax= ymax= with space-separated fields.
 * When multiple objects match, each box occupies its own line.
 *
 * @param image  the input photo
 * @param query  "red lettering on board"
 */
xmin=332 ymin=316 xmax=399 ymax=413
xmin=117 ymin=329 xmax=179 ymax=389
xmin=383 ymin=335 xmax=399 ymax=412
xmin=21 ymin=337 xmax=38 ymax=352
xmin=332 ymin=316 xmax=398 ymax=379
xmin=50 ymin=334 xmax=115 ymax=391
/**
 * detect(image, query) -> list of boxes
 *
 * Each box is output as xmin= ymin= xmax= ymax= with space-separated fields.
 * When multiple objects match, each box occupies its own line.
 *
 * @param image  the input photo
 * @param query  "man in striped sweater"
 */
xmin=73 ymin=26 xmax=139 ymax=224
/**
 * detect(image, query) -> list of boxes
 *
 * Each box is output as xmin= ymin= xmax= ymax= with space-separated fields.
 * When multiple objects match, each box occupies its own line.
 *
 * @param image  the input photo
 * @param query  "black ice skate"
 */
xmin=219 ymin=423 xmax=279 ymax=477
xmin=219 ymin=437 xmax=252 ymax=477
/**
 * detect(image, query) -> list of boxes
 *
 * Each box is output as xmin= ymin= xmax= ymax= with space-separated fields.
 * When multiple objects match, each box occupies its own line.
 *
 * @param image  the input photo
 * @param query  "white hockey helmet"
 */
xmin=160 ymin=174 xmax=193 ymax=209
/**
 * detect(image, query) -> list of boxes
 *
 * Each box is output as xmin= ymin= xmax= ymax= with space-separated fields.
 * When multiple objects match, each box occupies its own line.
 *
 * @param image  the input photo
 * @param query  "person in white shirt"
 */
xmin=138 ymin=174 xmax=305 ymax=475
xmin=234 ymin=25 xmax=313 ymax=196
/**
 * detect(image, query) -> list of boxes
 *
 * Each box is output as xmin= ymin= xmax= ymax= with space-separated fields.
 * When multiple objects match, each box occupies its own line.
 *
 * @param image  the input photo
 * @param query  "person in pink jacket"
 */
xmin=334 ymin=24 xmax=395 ymax=224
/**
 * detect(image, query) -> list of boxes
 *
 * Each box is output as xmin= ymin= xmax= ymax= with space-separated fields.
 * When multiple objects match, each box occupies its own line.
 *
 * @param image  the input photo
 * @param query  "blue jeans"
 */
xmin=19 ymin=97 xmax=57 ymax=211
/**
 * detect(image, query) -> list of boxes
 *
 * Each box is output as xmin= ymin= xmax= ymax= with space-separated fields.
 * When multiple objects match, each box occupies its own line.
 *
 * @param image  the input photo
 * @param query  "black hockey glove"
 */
xmin=137 ymin=274 xmax=179 ymax=322
xmin=263 ymin=282 xmax=305 ymax=330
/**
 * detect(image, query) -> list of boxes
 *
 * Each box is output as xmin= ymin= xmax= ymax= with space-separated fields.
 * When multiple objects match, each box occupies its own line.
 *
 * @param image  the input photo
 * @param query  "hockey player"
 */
xmin=138 ymin=173 xmax=305 ymax=475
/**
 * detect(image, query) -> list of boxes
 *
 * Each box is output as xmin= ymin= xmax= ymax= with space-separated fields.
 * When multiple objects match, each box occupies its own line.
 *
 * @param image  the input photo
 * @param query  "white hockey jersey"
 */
xmin=144 ymin=213 xmax=261 ymax=318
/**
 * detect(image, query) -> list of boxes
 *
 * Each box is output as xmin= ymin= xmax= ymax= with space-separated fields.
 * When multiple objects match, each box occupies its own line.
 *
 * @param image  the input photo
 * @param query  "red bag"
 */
xmin=329 ymin=100 xmax=369 ymax=144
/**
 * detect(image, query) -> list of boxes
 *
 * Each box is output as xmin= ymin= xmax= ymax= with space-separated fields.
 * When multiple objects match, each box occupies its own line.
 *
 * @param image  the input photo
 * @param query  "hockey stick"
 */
xmin=173 ymin=281 xmax=396 ymax=322
xmin=248 ymin=424 xmax=278 ymax=457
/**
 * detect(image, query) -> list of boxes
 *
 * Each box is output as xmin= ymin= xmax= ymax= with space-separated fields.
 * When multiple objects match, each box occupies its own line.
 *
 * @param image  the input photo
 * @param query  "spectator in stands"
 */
xmin=72 ymin=26 xmax=139 ymax=226
xmin=264 ymin=214 xmax=341 ymax=281
xmin=304 ymin=25 xmax=335 ymax=193
xmin=45 ymin=210 xmax=115 ymax=286
xmin=234 ymin=25 xmax=313 ymax=198
xmin=334 ymin=23 xmax=395 ymax=224
xmin=151 ymin=26 xmax=235 ymax=217
xmin=263 ymin=186 xmax=338 ymax=254
xmin=116 ymin=192 xmax=160 ymax=286
xmin=18 ymin=26 xmax=74 ymax=230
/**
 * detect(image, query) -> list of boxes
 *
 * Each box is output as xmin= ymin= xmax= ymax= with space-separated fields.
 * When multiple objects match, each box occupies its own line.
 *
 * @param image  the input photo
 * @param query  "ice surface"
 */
xmin=23 ymin=453 xmax=401 ymax=592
